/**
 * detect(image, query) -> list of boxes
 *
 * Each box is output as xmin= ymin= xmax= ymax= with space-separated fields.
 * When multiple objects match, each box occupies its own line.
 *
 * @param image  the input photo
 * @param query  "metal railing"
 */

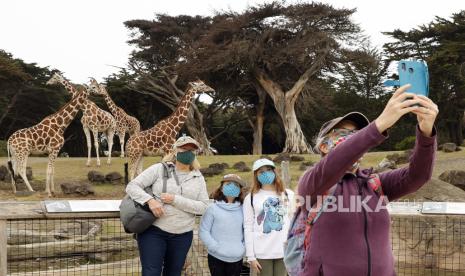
xmin=1 ymin=201 xmax=465 ymax=275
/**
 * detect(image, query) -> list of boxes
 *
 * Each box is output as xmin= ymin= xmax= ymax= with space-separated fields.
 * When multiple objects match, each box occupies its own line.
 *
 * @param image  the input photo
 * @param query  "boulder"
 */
xmin=374 ymin=157 xmax=397 ymax=173
xmin=299 ymin=161 xmax=315 ymax=171
xmin=438 ymin=170 xmax=465 ymax=190
xmin=402 ymin=178 xmax=465 ymax=202
xmin=87 ymin=252 xmax=112 ymax=262
xmin=59 ymin=152 xmax=69 ymax=158
xmin=87 ymin=170 xmax=105 ymax=182
xmin=105 ymin=172 xmax=123 ymax=183
xmin=208 ymin=163 xmax=227 ymax=172
xmin=200 ymin=167 xmax=223 ymax=177
xmin=440 ymin=143 xmax=457 ymax=153
xmin=386 ymin=152 xmax=409 ymax=165
xmin=273 ymin=153 xmax=291 ymax=163
xmin=221 ymin=163 xmax=230 ymax=169
xmin=290 ymin=155 xmax=305 ymax=162
xmin=60 ymin=182 xmax=95 ymax=196
xmin=232 ymin=161 xmax=251 ymax=172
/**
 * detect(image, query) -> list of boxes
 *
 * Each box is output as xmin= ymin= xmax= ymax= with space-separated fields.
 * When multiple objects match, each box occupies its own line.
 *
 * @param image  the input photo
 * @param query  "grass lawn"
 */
xmin=0 ymin=147 xmax=463 ymax=201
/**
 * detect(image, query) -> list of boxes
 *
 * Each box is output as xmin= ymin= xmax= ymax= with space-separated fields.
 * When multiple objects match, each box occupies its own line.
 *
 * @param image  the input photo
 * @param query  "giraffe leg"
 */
xmin=18 ymin=155 xmax=34 ymax=192
xmin=47 ymin=152 xmax=58 ymax=197
xmin=118 ymin=132 xmax=125 ymax=158
xmin=106 ymin=129 xmax=115 ymax=165
xmin=9 ymin=147 xmax=17 ymax=194
xmin=83 ymin=127 xmax=92 ymax=167
xmin=92 ymin=129 xmax=101 ymax=167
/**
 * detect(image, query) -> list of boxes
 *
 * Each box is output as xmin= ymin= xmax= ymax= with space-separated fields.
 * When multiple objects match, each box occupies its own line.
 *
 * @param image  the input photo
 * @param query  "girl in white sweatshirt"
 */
xmin=243 ymin=158 xmax=294 ymax=276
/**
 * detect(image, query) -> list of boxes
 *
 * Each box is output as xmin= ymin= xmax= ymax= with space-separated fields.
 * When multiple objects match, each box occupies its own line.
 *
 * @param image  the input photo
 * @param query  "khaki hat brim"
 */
xmin=319 ymin=112 xmax=370 ymax=138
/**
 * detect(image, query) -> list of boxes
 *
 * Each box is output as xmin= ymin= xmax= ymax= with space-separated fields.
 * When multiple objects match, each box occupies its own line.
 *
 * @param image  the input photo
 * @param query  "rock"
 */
xmin=59 ymin=152 xmax=69 ymax=157
xmin=438 ymin=170 xmax=465 ymax=190
xmin=273 ymin=153 xmax=291 ymax=163
xmin=402 ymin=178 xmax=465 ymax=202
xmin=441 ymin=143 xmax=457 ymax=153
xmin=105 ymin=172 xmax=123 ymax=183
xmin=221 ymin=163 xmax=230 ymax=169
xmin=60 ymin=182 xmax=95 ymax=196
xmin=0 ymin=165 xmax=10 ymax=181
xmin=232 ymin=161 xmax=251 ymax=172
xmin=290 ymin=155 xmax=305 ymax=162
xmin=200 ymin=167 xmax=223 ymax=177
xmin=374 ymin=157 xmax=397 ymax=173
xmin=386 ymin=152 xmax=409 ymax=165
xmin=87 ymin=170 xmax=105 ymax=182
xmin=299 ymin=161 xmax=315 ymax=171
xmin=208 ymin=163 xmax=227 ymax=172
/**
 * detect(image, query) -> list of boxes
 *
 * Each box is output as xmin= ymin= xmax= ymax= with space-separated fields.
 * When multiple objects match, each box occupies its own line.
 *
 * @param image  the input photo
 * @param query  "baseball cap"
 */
xmin=221 ymin=174 xmax=246 ymax=187
xmin=252 ymin=158 xmax=276 ymax=172
xmin=174 ymin=135 xmax=200 ymax=149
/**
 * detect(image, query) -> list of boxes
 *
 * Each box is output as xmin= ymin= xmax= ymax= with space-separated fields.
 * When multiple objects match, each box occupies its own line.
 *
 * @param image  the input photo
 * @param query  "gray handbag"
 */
xmin=120 ymin=162 xmax=178 ymax=234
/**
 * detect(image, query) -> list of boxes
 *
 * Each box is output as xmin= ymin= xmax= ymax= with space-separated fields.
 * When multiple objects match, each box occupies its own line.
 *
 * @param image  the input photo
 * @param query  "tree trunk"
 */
xmin=252 ymin=86 xmax=266 ymax=155
xmin=280 ymin=96 xmax=312 ymax=153
xmin=256 ymin=75 xmax=312 ymax=154
xmin=186 ymin=106 xmax=213 ymax=155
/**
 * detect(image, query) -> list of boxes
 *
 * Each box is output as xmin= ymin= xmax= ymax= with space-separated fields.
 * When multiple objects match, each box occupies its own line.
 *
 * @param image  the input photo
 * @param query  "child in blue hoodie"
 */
xmin=199 ymin=174 xmax=246 ymax=276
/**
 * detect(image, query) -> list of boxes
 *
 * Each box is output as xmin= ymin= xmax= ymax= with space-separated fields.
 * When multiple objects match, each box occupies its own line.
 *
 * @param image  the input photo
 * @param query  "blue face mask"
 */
xmin=222 ymin=182 xmax=241 ymax=198
xmin=257 ymin=171 xmax=275 ymax=185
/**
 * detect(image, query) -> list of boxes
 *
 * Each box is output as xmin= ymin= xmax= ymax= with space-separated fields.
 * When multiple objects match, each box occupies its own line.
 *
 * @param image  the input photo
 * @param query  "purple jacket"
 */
xmin=298 ymin=122 xmax=437 ymax=276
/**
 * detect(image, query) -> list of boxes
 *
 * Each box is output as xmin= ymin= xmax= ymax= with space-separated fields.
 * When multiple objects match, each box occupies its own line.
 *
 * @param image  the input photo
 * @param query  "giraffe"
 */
xmin=7 ymin=88 xmax=89 ymax=196
xmin=46 ymin=73 xmax=116 ymax=167
xmin=126 ymin=80 xmax=214 ymax=180
xmin=88 ymin=78 xmax=141 ymax=158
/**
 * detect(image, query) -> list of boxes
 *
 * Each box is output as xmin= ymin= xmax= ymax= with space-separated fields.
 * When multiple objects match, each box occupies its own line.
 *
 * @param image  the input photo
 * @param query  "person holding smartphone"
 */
xmin=298 ymin=84 xmax=438 ymax=276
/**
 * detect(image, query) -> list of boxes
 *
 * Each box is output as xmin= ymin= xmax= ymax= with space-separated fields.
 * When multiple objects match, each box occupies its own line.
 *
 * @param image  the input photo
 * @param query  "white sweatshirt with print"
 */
xmin=243 ymin=188 xmax=295 ymax=261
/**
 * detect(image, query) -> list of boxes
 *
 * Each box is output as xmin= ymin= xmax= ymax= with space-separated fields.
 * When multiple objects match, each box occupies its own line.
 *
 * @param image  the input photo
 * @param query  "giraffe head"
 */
xmin=87 ymin=77 xmax=102 ymax=95
xmin=187 ymin=80 xmax=215 ymax=95
xmin=46 ymin=72 xmax=64 ymax=86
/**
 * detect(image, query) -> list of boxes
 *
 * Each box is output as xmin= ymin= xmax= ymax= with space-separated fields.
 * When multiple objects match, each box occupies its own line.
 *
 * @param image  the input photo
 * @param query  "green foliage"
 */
xmin=394 ymin=136 xmax=416 ymax=151
xmin=0 ymin=140 xmax=7 ymax=157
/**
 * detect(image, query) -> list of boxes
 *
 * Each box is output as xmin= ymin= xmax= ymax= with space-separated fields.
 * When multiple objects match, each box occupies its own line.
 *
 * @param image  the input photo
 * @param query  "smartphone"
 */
xmin=384 ymin=59 xmax=429 ymax=97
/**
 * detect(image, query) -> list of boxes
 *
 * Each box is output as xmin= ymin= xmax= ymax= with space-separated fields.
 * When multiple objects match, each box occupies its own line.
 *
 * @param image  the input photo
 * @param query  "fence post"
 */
xmin=0 ymin=219 xmax=7 ymax=276
xmin=281 ymin=161 xmax=291 ymax=188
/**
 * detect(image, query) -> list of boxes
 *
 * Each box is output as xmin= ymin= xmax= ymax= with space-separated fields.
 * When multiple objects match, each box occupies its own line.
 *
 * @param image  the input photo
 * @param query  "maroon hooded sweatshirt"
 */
xmin=298 ymin=122 xmax=437 ymax=276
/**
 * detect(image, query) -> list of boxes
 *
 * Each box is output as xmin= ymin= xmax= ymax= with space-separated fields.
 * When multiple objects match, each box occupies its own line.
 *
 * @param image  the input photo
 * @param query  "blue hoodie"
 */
xmin=199 ymin=200 xmax=245 ymax=263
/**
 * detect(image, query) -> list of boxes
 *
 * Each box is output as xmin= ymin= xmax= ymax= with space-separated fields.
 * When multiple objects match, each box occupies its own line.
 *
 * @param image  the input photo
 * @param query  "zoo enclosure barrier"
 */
xmin=1 ymin=201 xmax=465 ymax=275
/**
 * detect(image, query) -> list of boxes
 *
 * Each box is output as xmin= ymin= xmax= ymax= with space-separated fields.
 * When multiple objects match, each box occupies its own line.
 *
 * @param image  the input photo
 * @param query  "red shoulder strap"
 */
xmin=367 ymin=173 xmax=384 ymax=196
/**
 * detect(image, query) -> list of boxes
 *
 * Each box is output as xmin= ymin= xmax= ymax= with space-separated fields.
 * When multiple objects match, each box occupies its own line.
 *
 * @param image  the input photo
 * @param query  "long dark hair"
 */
xmin=211 ymin=182 xmax=245 ymax=204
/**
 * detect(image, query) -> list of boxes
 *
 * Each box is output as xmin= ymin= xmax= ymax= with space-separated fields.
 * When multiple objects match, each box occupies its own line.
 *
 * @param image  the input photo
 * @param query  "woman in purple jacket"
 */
xmin=298 ymin=84 xmax=438 ymax=276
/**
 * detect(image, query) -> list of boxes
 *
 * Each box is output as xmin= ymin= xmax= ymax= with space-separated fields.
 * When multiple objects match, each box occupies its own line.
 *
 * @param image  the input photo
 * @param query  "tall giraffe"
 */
xmin=46 ymin=73 xmax=116 ymax=167
xmin=88 ymin=78 xmax=140 ymax=157
xmin=126 ymin=80 xmax=214 ymax=180
xmin=7 ymin=88 xmax=89 ymax=196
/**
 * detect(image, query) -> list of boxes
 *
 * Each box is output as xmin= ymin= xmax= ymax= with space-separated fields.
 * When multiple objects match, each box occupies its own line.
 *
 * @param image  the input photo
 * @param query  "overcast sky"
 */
xmin=1 ymin=0 xmax=463 ymax=84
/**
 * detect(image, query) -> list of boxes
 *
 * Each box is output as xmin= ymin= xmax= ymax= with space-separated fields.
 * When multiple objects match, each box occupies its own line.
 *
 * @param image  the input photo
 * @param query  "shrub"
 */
xmin=0 ymin=140 xmax=7 ymax=157
xmin=394 ymin=136 xmax=416 ymax=151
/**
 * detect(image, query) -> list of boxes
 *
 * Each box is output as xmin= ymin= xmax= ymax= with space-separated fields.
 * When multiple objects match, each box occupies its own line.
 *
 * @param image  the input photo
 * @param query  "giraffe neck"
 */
xmin=50 ymin=93 xmax=85 ymax=131
xmin=103 ymin=93 xmax=120 ymax=116
xmin=59 ymin=77 xmax=80 ymax=97
xmin=166 ymin=87 xmax=197 ymax=133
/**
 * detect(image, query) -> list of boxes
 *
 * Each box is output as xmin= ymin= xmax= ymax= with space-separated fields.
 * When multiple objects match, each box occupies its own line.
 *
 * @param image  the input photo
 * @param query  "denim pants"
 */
xmin=137 ymin=225 xmax=193 ymax=276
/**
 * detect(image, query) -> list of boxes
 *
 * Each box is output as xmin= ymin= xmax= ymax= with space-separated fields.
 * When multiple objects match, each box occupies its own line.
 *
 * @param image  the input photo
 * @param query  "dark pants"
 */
xmin=208 ymin=254 xmax=243 ymax=276
xmin=137 ymin=226 xmax=193 ymax=276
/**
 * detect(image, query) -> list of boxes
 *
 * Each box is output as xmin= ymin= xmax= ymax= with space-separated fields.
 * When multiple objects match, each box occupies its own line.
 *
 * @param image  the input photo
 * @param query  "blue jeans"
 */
xmin=137 ymin=226 xmax=193 ymax=276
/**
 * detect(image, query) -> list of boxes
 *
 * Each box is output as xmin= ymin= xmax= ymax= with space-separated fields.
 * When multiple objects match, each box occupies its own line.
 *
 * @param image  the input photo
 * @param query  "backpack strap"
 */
xmin=304 ymin=184 xmax=338 ymax=249
xmin=367 ymin=173 xmax=384 ymax=196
